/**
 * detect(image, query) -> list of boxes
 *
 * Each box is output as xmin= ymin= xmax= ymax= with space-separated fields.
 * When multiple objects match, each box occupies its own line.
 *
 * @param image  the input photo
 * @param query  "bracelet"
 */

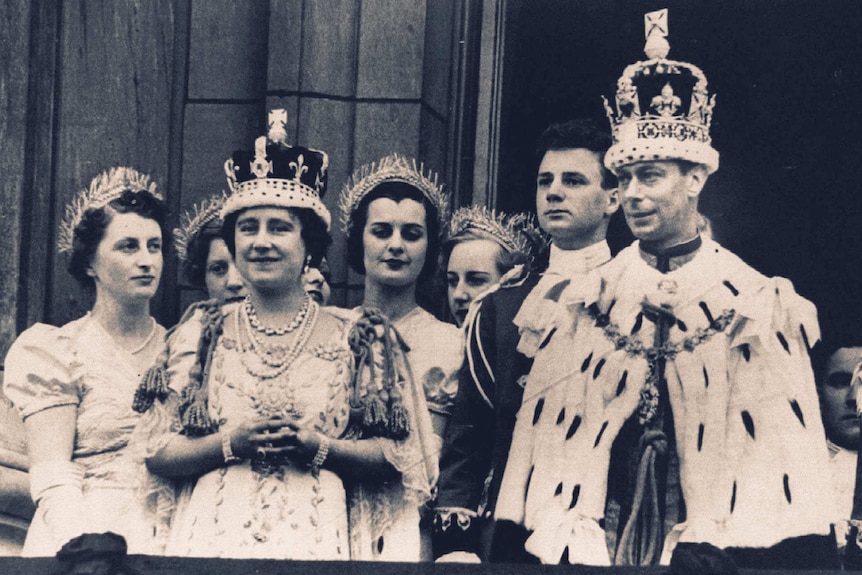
xmin=221 ymin=430 xmax=241 ymax=465
xmin=310 ymin=435 xmax=330 ymax=473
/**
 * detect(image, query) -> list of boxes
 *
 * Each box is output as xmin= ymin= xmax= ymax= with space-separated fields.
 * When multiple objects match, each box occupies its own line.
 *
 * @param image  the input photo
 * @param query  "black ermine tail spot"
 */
xmin=532 ymin=398 xmax=545 ymax=425
xmin=580 ymin=352 xmax=593 ymax=373
xmin=538 ymin=327 xmax=557 ymax=350
xmin=783 ymin=474 xmax=792 ymax=503
xmin=377 ymin=537 xmax=384 ymax=554
xmin=740 ymin=344 xmax=751 ymax=362
xmin=631 ymin=313 xmax=644 ymax=335
xmin=566 ymin=416 xmax=582 ymax=440
xmin=730 ymin=481 xmax=737 ymax=513
xmin=697 ymin=423 xmax=704 ymax=451
xmin=741 ymin=411 xmax=755 ymax=439
xmin=699 ymin=301 xmax=715 ymax=324
xmin=545 ymin=280 xmax=571 ymax=302
xmin=676 ymin=318 xmax=688 ymax=332
xmin=703 ymin=366 xmax=709 ymax=388
xmin=776 ymin=331 xmax=790 ymax=354
xmin=723 ymin=280 xmax=739 ymax=296
xmin=554 ymin=482 xmax=563 ymax=496
xmin=616 ymin=371 xmax=628 ymax=397
xmin=593 ymin=358 xmax=606 ymax=379
xmin=569 ymin=484 xmax=581 ymax=509
xmin=556 ymin=408 xmax=566 ymax=425
xmin=594 ymin=421 xmax=608 ymax=447
xmin=789 ymin=399 xmax=805 ymax=427
xmin=800 ymin=324 xmax=811 ymax=353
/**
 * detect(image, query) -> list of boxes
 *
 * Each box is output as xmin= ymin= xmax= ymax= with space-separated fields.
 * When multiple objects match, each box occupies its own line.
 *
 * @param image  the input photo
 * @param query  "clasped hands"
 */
xmin=229 ymin=417 xmax=322 ymax=467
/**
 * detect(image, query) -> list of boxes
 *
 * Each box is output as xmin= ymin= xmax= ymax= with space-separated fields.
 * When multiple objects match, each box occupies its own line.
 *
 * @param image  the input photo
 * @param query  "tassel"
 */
xmin=363 ymin=395 xmax=389 ymax=436
xmin=387 ymin=400 xmax=410 ymax=440
xmin=181 ymin=399 xmax=216 ymax=437
xmin=132 ymin=366 xmax=169 ymax=413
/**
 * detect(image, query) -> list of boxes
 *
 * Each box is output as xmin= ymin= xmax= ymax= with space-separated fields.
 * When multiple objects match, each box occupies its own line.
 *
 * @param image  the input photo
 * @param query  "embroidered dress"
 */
xmin=495 ymin=237 xmax=833 ymax=565
xmin=3 ymin=314 xmax=166 ymax=556
xmin=141 ymin=302 xmax=436 ymax=560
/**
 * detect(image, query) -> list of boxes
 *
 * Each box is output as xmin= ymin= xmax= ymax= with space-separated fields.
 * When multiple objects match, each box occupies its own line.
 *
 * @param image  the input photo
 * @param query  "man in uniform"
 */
xmin=494 ymin=10 xmax=837 ymax=569
xmin=433 ymin=118 xmax=619 ymax=562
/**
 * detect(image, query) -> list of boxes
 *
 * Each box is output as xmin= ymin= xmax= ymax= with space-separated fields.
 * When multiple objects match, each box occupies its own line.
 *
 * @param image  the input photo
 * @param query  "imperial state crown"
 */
xmin=603 ymin=9 xmax=719 ymax=174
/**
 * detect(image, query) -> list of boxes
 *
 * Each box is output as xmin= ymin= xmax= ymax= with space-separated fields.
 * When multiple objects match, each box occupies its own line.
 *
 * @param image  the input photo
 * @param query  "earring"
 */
xmin=302 ymin=254 xmax=311 ymax=276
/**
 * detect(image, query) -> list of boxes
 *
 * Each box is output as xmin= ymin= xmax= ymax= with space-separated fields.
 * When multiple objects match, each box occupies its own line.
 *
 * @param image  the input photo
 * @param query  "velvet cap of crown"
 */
xmin=222 ymin=109 xmax=331 ymax=229
xmin=603 ymin=9 xmax=719 ymax=174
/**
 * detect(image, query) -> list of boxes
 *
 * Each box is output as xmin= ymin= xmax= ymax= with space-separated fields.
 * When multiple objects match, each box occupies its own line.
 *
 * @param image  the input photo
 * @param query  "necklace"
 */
xmin=129 ymin=318 xmax=158 ymax=354
xmin=238 ymin=298 xmax=319 ymax=380
xmin=245 ymin=295 xmax=310 ymax=335
xmin=90 ymin=313 xmax=157 ymax=355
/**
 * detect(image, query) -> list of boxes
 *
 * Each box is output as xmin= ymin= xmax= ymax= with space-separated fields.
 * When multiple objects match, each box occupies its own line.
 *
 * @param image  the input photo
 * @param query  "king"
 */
xmin=494 ymin=10 xmax=837 ymax=569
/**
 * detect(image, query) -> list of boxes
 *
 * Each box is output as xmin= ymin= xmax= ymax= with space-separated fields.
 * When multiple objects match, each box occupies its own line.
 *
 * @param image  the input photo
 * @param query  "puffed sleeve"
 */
xmin=4 ymin=323 xmax=80 ymax=419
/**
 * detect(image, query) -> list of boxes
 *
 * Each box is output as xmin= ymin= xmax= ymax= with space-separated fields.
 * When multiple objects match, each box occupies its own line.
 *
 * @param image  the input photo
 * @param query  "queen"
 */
xmin=138 ymin=111 xmax=437 ymax=560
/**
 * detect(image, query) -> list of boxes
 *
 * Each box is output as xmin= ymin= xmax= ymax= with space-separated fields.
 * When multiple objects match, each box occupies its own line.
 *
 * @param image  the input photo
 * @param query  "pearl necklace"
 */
xmin=238 ymin=298 xmax=319 ymax=380
xmin=245 ymin=295 xmax=310 ymax=335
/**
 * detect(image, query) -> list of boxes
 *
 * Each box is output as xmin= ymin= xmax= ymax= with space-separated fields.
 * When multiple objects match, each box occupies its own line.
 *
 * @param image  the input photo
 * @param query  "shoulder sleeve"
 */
xmin=3 ymin=323 xmax=80 ymax=419
xmin=164 ymin=308 xmax=208 ymax=396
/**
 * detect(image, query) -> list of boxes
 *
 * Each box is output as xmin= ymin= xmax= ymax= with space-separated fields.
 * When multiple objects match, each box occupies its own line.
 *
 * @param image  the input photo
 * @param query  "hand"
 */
xmin=250 ymin=418 xmax=320 ymax=465
xmin=435 ymin=551 xmax=481 ymax=563
xmin=227 ymin=417 xmax=288 ymax=460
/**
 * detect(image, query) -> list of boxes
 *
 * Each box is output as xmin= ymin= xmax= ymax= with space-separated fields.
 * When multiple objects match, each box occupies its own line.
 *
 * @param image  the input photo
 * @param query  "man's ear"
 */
xmin=686 ymin=165 xmax=709 ymax=198
xmin=604 ymin=187 xmax=620 ymax=217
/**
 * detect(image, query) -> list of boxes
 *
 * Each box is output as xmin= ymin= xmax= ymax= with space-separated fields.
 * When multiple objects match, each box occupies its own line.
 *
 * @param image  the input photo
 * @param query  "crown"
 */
xmin=173 ymin=191 xmax=228 ymax=262
xmin=222 ymin=109 xmax=331 ymax=229
xmin=339 ymin=153 xmax=449 ymax=235
xmin=602 ymin=9 xmax=719 ymax=174
xmin=448 ymin=205 xmax=546 ymax=262
xmin=57 ymin=167 xmax=162 ymax=253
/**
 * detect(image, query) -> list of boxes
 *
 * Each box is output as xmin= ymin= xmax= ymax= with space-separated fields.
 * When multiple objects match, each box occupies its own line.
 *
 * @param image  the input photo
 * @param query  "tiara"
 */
xmin=57 ymin=167 xmax=162 ymax=253
xmin=602 ymin=9 xmax=719 ymax=174
xmin=448 ymin=205 xmax=545 ymax=258
xmin=173 ymin=191 xmax=228 ymax=262
xmin=339 ymin=153 xmax=449 ymax=235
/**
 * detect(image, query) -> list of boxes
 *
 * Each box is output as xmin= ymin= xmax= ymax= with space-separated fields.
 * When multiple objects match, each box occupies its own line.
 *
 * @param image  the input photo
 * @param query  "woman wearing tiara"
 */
xmin=339 ymin=155 xmax=464 ymax=559
xmin=137 ymin=112 xmax=436 ymax=560
xmin=3 ymin=168 xmax=168 ymax=556
xmin=174 ymin=192 xmax=247 ymax=306
xmin=340 ymin=154 xmax=462 ymax=440
xmin=442 ymin=206 xmax=546 ymax=327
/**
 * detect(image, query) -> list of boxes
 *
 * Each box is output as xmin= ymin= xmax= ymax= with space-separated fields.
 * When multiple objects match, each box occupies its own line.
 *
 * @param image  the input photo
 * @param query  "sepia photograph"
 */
xmin=0 ymin=1 xmax=860 ymax=573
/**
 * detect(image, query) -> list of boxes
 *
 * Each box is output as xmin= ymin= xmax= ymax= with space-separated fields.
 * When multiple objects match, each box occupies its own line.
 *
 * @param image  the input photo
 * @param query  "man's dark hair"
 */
xmin=535 ymin=119 xmax=617 ymax=189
